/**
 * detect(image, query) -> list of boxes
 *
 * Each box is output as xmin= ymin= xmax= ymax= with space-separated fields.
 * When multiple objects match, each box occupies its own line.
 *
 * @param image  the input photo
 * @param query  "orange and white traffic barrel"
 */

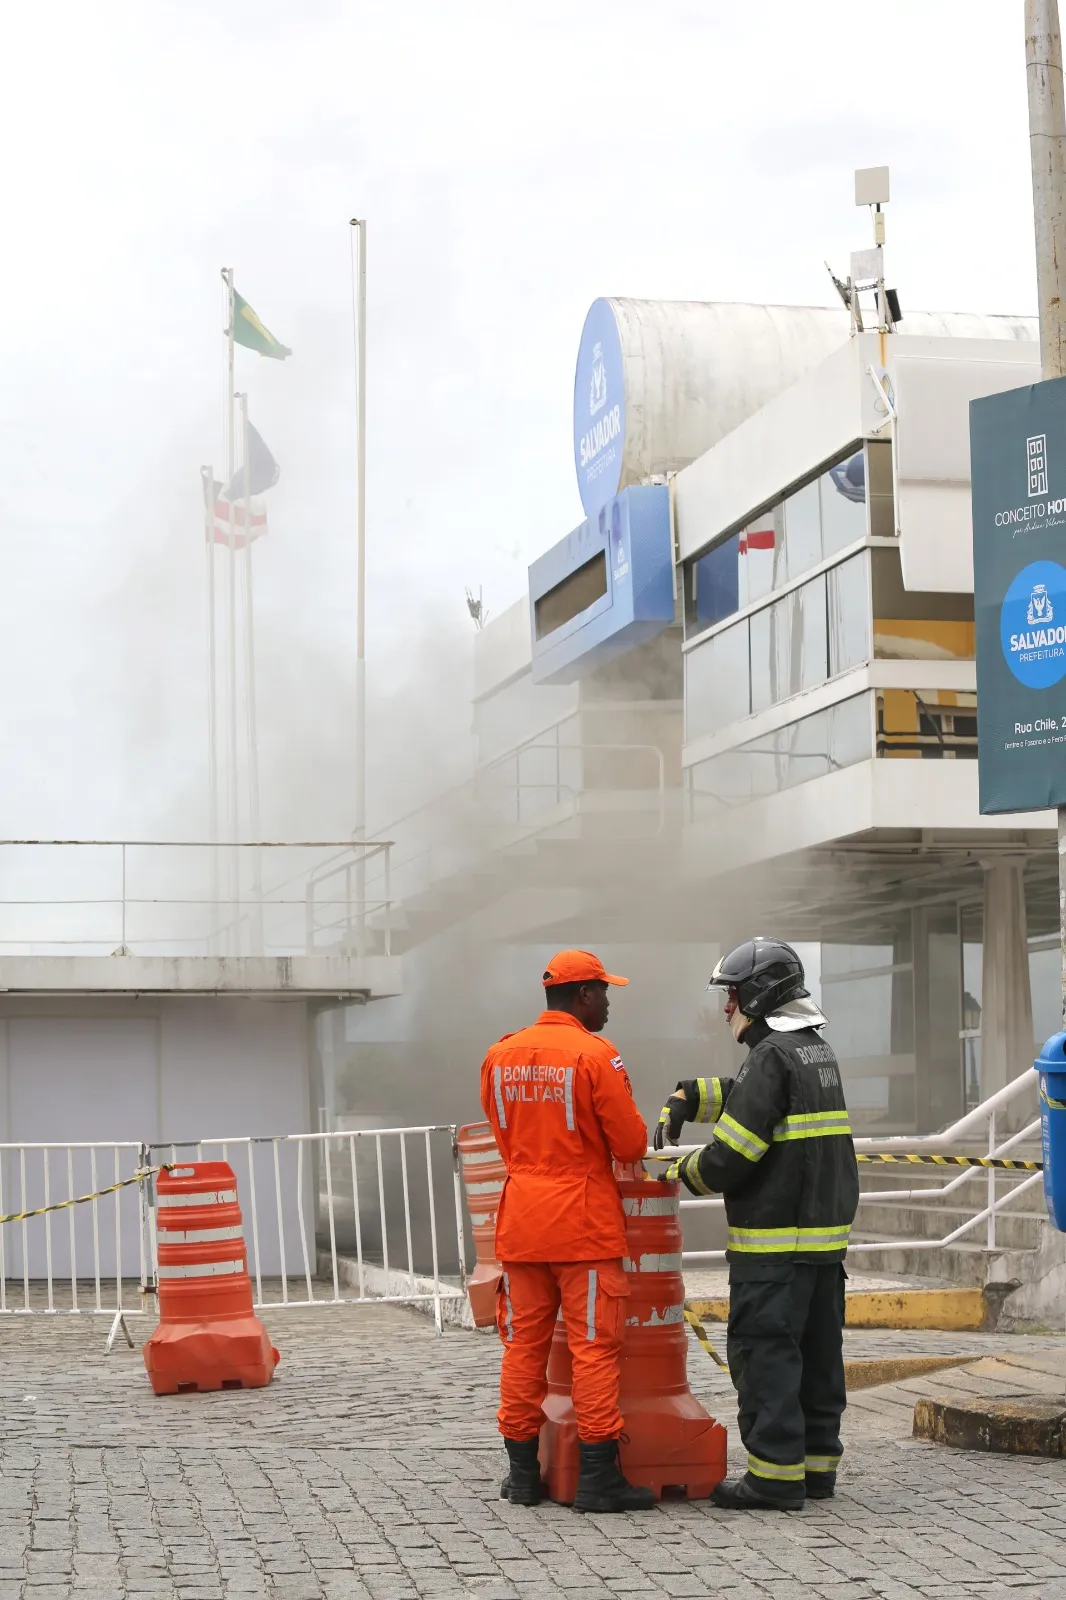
xmin=540 ymin=1168 xmax=727 ymax=1502
xmin=456 ymin=1121 xmax=506 ymax=1328
xmin=142 ymin=1161 xmax=280 ymax=1395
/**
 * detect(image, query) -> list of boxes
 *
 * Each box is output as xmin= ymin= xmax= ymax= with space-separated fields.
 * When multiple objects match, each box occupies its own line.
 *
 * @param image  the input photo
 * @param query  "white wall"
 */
xmin=0 ymin=998 xmax=311 ymax=1282
xmin=890 ymin=339 xmax=1039 ymax=592
xmin=157 ymin=999 xmax=310 ymax=1143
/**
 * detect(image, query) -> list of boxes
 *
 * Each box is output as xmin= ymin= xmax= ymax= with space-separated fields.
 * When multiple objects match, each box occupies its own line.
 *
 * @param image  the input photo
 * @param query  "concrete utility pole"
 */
xmin=1026 ymin=0 xmax=1066 ymax=1023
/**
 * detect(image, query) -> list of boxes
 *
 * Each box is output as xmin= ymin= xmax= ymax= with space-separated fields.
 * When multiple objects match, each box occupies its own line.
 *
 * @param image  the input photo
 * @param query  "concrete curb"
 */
xmin=683 ymin=1337 xmax=978 ymax=1391
xmin=843 ymin=1354 xmax=977 ymax=1391
xmin=688 ymin=1286 xmax=1011 ymax=1332
xmin=318 ymin=1252 xmax=484 ymax=1332
xmin=913 ymin=1394 xmax=1066 ymax=1455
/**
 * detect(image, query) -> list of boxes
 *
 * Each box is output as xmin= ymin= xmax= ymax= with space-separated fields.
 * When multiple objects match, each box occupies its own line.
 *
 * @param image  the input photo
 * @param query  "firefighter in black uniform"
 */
xmin=654 ymin=937 xmax=859 ymax=1510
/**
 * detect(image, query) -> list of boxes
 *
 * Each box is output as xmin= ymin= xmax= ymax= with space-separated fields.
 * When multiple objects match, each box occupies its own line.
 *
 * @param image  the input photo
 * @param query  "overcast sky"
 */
xmin=0 ymin=1 xmax=1041 ymax=843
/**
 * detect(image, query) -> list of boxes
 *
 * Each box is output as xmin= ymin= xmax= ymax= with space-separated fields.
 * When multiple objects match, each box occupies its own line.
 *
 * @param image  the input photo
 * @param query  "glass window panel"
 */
xmin=794 ymin=574 xmax=828 ymax=693
xmin=871 ymin=546 xmax=973 ymax=661
xmin=684 ymin=621 xmax=750 ymax=742
xmin=866 ymin=439 xmax=894 ymax=538
xmin=822 ymin=916 xmax=911 ymax=978
xmin=828 ymin=971 xmax=914 ymax=1058
xmin=685 ymin=692 xmax=872 ymax=810
xmin=688 ymin=747 xmax=751 ymax=813
xmin=749 ymin=604 xmax=773 ymax=715
xmin=738 ymin=510 xmax=780 ymax=608
xmin=693 ymin=535 xmax=739 ymax=631
xmin=828 ymin=552 xmax=871 ymax=676
xmin=830 ymin=692 xmax=872 ymax=770
xmin=830 ymin=957 xmax=916 ymax=1133
xmin=821 ymin=450 xmax=868 ymax=556
xmin=773 ymin=707 xmax=832 ymax=788
xmin=822 ymin=943 xmax=893 ymax=980
xmin=769 ymin=593 xmax=792 ymax=706
xmin=782 ymin=479 xmax=821 ymax=580
xmin=750 ymin=577 xmax=828 ymax=711
xmin=1030 ymin=945 xmax=1061 ymax=1047
xmin=534 ymin=551 xmax=607 ymax=639
xmin=744 ymin=738 xmax=781 ymax=800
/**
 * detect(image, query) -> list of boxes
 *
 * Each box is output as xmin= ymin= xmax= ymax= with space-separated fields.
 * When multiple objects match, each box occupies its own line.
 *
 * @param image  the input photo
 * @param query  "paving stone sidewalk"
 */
xmin=1 ymin=1305 xmax=1065 ymax=1599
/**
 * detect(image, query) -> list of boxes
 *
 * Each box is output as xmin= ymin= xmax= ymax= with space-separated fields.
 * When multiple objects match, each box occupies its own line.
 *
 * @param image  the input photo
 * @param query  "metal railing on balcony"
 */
xmin=353 ymin=728 xmax=670 ymax=916
xmin=0 ymin=838 xmax=394 ymax=959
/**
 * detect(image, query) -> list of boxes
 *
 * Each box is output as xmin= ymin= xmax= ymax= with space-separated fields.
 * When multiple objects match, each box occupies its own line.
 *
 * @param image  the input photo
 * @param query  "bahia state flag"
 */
xmin=232 ymin=289 xmax=291 ymax=359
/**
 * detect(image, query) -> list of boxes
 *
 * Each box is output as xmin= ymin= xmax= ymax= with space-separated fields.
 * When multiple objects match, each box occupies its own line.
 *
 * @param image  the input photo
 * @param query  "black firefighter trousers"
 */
xmin=726 ymin=1259 xmax=847 ymax=1504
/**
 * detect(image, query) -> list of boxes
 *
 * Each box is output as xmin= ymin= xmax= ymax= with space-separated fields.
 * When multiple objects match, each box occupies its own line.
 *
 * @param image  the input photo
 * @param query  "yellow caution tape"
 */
xmin=683 ymin=1301 xmax=729 ymax=1369
xmin=649 ymin=1150 xmax=1041 ymax=1174
xmin=0 ymin=1164 xmax=171 ymax=1227
xmin=856 ymin=1153 xmax=1041 ymax=1171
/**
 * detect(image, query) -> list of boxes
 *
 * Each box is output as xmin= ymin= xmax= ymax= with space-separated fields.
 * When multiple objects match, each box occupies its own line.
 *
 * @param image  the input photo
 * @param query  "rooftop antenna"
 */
xmin=852 ymin=166 xmax=901 ymax=333
xmin=825 ymin=166 xmax=901 ymax=336
xmin=465 ymin=586 xmax=488 ymax=630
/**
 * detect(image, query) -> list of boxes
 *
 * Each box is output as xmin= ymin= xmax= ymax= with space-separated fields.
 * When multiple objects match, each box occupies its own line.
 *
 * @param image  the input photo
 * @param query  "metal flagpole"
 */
xmin=222 ymin=267 xmax=241 ymax=953
xmin=1026 ymin=0 xmax=1066 ymax=1025
xmin=240 ymin=395 xmax=264 ymax=954
xmin=202 ymin=465 xmax=219 ymax=956
xmin=350 ymin=218 xmax=367 ymax=953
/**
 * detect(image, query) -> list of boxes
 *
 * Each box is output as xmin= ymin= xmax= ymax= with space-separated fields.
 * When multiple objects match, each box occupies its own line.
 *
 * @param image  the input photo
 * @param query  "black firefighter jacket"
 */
xmin=672 ymin=1020 xmax=859 ymax=1265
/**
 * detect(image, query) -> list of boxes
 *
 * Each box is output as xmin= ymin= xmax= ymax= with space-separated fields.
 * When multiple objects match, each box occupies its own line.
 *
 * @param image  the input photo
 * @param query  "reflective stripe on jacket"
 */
xmin=675 ymin=1022 xmax=859 ymax=1265
xmin=480 ymin=1011 xmax=648 ymax=1262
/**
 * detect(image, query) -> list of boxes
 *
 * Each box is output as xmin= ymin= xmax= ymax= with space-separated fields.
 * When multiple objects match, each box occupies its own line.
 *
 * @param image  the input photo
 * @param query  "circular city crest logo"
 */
xmin=1000 ymin=559 xmax=1066 ymax=687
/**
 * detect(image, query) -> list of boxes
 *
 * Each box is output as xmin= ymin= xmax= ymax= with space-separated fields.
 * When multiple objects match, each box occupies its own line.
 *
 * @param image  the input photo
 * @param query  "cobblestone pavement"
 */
xmin=1 ymin=1305 xmax=1065 ymax=1598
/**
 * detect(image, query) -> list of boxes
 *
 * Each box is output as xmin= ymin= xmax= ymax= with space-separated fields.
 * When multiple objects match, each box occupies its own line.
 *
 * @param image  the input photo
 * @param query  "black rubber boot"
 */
xmin=500 ymin=1438 xmax=542 ymax=1505
xmin=711 ymin=1477 xmax=804 ymax=1511
xmin=572 ymin=1441 xmax=656 ymax=1513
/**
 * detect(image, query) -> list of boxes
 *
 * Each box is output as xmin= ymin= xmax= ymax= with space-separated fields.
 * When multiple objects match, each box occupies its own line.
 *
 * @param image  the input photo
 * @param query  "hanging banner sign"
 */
xmin=972 ymin=375 xmax=1066 ymax=813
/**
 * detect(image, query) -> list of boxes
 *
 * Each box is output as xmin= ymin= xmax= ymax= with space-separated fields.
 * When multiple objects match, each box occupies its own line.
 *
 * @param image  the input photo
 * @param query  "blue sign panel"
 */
xmin=529 ymin=484 xmax=673 ymax=685
xmin=971 ymin=377 xmax=1066 ymax=812
xmin=573 ymin=298 xmax=626 ymax=518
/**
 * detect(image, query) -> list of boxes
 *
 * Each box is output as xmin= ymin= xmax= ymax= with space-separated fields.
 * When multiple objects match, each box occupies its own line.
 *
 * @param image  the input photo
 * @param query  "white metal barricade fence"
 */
xmin=0 ymin=1126 xmax=470 ymax=1342
xmin=4 ymin=1075 xmax=1041 ymax=1346
xmin=147 ymin=1126 xmax=469 ymax=1332
xmin=0 ymin=1140 xmax=153 ymax=1349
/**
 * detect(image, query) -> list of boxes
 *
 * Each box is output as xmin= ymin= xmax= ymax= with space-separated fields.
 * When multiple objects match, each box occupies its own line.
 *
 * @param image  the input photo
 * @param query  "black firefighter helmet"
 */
xmin=707 ymin=937 xmax=808 ymax=1020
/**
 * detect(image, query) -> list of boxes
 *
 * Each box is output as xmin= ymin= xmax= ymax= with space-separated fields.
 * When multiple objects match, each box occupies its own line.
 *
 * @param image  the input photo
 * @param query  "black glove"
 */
xmin=664 ymin=1151 xmax=695 ymax=1186
xmin=652 ymin=1080 xmax=701 ymax=1150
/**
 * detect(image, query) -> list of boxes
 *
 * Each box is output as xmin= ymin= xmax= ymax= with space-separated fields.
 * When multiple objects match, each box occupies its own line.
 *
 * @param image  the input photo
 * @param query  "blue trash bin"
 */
xmin=1034 ymin=1032 xmax=1066 ymax=1231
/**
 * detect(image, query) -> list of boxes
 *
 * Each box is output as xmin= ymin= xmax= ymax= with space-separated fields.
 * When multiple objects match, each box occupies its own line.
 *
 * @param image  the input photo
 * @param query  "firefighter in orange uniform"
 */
xmin=480 ymin=949 xmax=655 ymax=1514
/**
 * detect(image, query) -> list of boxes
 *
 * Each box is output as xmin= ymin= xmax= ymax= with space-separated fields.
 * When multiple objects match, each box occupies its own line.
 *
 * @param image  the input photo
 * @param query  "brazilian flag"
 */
xmin=233 ymin=289 xmax=291 ymax=359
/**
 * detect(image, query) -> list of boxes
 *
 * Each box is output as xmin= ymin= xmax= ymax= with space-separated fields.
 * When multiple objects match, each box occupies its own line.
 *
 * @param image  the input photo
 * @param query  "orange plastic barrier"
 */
xmin=143 ymin=1161 xmax=280 ymax=1395
xmin=456 ymin=1121 xmax=506 ymax=1328
xmin=539 ymin=1167 xmax=727 ymax=1502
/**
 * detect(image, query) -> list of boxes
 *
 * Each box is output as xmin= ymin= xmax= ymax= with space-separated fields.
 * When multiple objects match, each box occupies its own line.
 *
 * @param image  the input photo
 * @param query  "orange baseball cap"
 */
xmin=542 ymin=949 xmax=629 ymax=987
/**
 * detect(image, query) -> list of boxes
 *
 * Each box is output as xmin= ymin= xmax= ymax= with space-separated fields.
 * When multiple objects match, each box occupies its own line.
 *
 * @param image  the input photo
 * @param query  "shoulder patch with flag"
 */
xmin=233 ymin=289 xmax=291 ymax=360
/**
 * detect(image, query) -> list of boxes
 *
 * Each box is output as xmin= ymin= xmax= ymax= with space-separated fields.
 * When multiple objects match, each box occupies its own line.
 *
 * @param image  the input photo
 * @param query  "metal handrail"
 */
xmin=298 ymin=735 xmax=670 ymax=940
xmin=0 ymin=840 xmax=397 ymax=962
xmin=383 ymin=739 xmax=669 ymax=896
xmin=672 ymin=1063 xmax=1045 ymax=1263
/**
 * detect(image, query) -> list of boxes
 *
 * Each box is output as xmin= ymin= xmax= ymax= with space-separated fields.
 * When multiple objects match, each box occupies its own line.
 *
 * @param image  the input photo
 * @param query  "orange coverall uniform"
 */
xmin=480 ymin=1011 xmax=648 ymax=1442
